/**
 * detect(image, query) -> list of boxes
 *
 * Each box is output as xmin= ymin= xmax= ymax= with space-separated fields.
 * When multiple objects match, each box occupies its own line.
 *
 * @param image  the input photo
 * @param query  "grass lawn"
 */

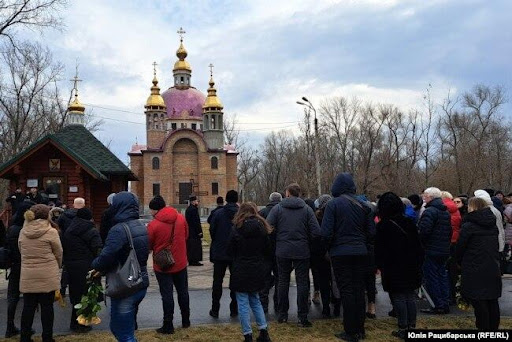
xmin=6 ymin=317 xmax=511 ymax=342
xmin=202 ymin=223 xmax=211 ymax=246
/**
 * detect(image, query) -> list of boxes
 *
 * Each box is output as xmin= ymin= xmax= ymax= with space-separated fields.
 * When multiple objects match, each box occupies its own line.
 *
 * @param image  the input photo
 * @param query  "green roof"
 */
xmin=0 ymin=124 xmax=135 ymax=181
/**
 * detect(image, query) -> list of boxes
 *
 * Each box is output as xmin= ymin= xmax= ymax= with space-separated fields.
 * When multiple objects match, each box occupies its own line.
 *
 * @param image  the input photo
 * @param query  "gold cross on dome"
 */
xmin=208 ymin=63 xmax=214 ymax=77
xmin=177 ymin=27 xmax=186 ymax=41
xmin=152 ymin=61 xmax=157 ymax=76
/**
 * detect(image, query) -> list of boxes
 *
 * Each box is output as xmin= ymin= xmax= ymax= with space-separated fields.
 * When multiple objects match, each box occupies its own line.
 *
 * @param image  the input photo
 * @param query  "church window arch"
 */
xmin=211 ymin=156 xmax=218 ymax=169
xmin=152 ymin=157 xmax=160 ymax=170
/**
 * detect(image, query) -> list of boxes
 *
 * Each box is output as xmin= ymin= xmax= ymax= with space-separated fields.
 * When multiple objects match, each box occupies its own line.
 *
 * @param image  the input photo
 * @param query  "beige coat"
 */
xmin=18 ymin=219 xmax=63 ymax=293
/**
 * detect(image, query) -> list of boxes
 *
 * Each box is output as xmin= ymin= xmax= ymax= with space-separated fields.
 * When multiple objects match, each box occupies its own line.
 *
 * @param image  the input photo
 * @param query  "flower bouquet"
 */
xmin=74 ymin=274 xmax=104 ymax=326
xmin=455 ymin=275 xmax=472 ymax=311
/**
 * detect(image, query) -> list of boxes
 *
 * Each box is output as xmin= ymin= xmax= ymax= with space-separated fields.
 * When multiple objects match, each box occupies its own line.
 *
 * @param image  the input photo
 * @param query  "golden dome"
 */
xmin=68 ymin=93 xmax=85 ymax=114
xmin=173 ymin=40 xmax=192 ymax=72
xmin=203 ymin=75 xmax=223 ymax=110
xmin=145 ymin=72 xmax=166 ymax=109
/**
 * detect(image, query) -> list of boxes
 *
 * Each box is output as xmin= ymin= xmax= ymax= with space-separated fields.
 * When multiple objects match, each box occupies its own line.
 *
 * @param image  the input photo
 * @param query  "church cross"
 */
xmin=177 ymin=27 xmax=186 ymax=41
xmin=152 ymin=61 xmax=158 ymax=76
xmin=70 ymin=63 xmax=82 ymax=95
xmin=208 ymin=63 xmax=214 ymax=77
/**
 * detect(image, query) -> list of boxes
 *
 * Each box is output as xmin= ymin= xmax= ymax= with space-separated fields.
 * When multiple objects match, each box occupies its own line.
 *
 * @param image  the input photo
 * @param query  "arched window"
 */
xmin=152 ymin=157 xmax=160 ymax=170
xmin=211 ymin=156 xmax=218 ymax=169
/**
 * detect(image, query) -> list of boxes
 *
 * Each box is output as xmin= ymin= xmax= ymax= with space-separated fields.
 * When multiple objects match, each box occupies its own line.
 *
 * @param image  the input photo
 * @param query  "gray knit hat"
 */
xmin=315 ymin=194 xmax=333 ymax=210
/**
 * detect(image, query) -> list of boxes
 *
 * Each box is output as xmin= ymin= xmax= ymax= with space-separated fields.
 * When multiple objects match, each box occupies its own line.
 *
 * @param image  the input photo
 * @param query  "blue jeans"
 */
xmin=423 ymin=255 xmax=449 ymax=310
xmin=155 ymin=268 xmax=190 ymax=322
xmin=236 ymin=292 xmax=267 ymax=336
xmin=110 ymin=288 xmax=147 ymax=342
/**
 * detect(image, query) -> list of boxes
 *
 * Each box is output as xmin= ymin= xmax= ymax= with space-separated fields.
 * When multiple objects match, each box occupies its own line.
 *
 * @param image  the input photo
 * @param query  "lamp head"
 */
xmin=302 ymin=96 xmax=309 ymax=102
xmin=296 ymin=101 xmax=306 ymax=105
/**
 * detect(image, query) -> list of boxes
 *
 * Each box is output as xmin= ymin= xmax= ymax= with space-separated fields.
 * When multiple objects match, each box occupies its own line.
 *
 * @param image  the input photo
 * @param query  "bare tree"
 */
xmin=0 ymin=0 xmax=66 ymax=48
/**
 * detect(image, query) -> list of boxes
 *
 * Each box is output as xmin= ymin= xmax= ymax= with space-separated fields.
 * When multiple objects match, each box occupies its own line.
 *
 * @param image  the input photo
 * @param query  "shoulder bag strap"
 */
xmin=389 ymin=219 xmax=407 ymax=236
xmin=342 ymin=194 xmax=369 ymax=238
xmin=122 ymin=223 xmax=135 ymax=250
xmin=169 ymin=222 xmax=176 ymax=247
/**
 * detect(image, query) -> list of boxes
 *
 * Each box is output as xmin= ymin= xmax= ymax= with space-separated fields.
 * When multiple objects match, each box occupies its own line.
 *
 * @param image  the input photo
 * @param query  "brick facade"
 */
xmin=129 ymin=129 xmax=238 ymax=213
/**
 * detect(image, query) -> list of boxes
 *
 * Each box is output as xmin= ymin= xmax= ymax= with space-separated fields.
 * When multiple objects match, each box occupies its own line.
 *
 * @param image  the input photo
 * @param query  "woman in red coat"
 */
xmin=441 ymin=191 xmax=462 ymax=305
xmin=147 ymin=196 xmax=190 ymax=334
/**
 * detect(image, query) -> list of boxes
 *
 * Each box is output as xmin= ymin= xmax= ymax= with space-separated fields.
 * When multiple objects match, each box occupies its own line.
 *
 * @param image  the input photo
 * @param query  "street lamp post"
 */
xmin=297 ymin=97 xmax=322 ymax=196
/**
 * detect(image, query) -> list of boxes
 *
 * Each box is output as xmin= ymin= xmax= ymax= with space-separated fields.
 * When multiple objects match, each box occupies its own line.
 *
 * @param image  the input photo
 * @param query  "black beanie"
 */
xmin=407 ymin=194 xmax=422 ymax=208
xmin=77 ymin=208 xmax=93 ymax=220
xmin=149 ymin=195 xmax=166 ymax=210
xmin=226 ymin=190 xmax=238 ymax=203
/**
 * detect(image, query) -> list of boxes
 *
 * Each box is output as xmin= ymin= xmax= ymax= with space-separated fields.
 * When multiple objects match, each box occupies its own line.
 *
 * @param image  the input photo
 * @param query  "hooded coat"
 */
xmin=442 ymin=198 xmax=462 ymax=244
xmin=147 ymin=206 xmax=189 ymax=274
xmin=92 ymin=192 xmax=149 ymax=290
xmin=266 ymin=196 xmax=320 ymax=259
xmin=474 ymin=190 xmax=505 ymax=252
xmin=209 ymin=202 xmax=239 ymax=262
xmin=18 ymin=212 xmax=63 ymax=293
xmin=57 ymin=208 xmax=77 ymax=234
xmin=456 ymin=207 xmax=502 ymax=300
xmin=227 ymin=217 xmax=271 ymax=293
xmin=418 ymin=197 xmax=452 ymax=257
xmin=320 ymin=173 xmax=373 ymax=256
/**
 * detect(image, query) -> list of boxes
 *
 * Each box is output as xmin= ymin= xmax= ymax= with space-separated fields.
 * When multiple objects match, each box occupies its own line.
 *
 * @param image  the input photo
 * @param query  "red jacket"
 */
xmin=443 ymin=198 xmax=462 ymax=243
xmin=147 ymin=207 xmax=189 ymax=273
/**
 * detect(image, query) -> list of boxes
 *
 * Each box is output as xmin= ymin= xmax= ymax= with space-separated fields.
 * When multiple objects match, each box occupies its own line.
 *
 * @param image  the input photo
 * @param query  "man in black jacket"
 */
xmin=258 ymin=192 xmax=282 ymax=313
xmin=267 ymin=183 xmax=320 ymax=327
xmin=418 ymin=187 xmax=452 ymax=315
xmin=207 ymin=196 xmax=224 ymax=225
xmin=208 ymin=190 xmax=239 ymax=318
xmin=185 ymin=196 xmax=203 ymax=266
xmin=5 ymin=188 xmax=25 ymax=217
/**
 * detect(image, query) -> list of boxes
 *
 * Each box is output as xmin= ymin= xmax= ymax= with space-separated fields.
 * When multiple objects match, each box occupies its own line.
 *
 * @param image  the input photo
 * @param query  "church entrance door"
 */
xmin=178 ymin=183 xmax=192 ymax=204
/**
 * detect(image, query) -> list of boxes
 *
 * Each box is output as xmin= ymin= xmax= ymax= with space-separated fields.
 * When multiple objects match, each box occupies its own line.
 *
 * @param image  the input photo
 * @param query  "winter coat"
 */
xmin=19 ymin=216 xmax=63 ymax=293
xmin=418 ymin=197 xmax=451 ymax=257
xmin=207 ymin=205 xmax=223 ymax=224
xmin=404 ymin=205 xmax=417 ymax=222
xmin=92 ymin=191 xmax=149 ymax=289
xmin=100 ymin=206 xmax=115 ymax=243
xmin=6 ymin=192 xmax=25 ymax=215
xmin=227 ymin=217 xmax=271 ymax=293
xmin=443 ymin=198 xmax=462 ymax=244
xmin=456 ymin=208 xmax=502 ymax=300
xmin=210 ymin=203 xmax=239 ymax=262
xmin=375 ymin=216 xmax=424 ymax=293
xmin=504 ymin=205 xmax=512 ymax=245
xmin=185 ymin=204 xmax=203 ymax=262
xmin=259 ymin=200 xmax=280 ymax=219
xmin=57 ymin=208 xmax=77 ymax=234
xmin=474 ymin=190 xmax=505 ymax=252
xmin=147 ymin=206 xmax=189 ymax=274
xmin=5 ymin=202 xmax=33 ymax=266
xmin=62 ymin=217 xmax=102 ymax=268
xmin=266 ymin=196 xmax=320 ymax=259
xmin=320 ymin=173 xmax=373 ymax=256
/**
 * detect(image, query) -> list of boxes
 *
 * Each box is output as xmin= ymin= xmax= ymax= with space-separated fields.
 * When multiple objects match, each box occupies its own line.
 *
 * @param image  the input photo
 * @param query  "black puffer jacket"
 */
xmin=92 ymin=192 xmax=149 ymax=289
xmin=375 ymin=216 xmax=424 ymax=293
xmin=456 ymin=208 xmax=502 ymax=300
xmin=62 ymin=217 xmax=102 ymax=267
xmin=209 ymin=203 xmax=238 ymax=262
xmin=227 ymin=217 xmax=271 ymax=293
xmin=258 ymin=200 xmax=280 ymax=219
xmin=5 ymin=202 xmax=32 ymax=266
xmin=418 ymin=198 xmax=451 ymax=257
xmin=57 ymin=209 xmax=77 ymax=234
xmin=267 ymin=196 xmax=320 ymax=259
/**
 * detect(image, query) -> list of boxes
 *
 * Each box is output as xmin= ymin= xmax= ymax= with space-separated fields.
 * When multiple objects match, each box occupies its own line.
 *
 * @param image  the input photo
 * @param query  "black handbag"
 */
xmin=0 ymin=247 xmax=11 ymax=270
xmin=153 ymin=222 xmax=176 ymax=270
xmin=104 ymin=224 xmax=145 ymax=299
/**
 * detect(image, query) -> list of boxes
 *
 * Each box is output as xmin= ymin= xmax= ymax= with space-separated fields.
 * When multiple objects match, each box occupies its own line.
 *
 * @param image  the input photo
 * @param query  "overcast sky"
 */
xmin=38 ymin=0 xmax=511 ymax=163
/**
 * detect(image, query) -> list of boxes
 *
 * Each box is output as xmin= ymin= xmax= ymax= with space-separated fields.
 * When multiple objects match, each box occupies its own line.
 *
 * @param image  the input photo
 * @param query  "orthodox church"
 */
xmin=129 ymin=29 xmax=238 ymax=213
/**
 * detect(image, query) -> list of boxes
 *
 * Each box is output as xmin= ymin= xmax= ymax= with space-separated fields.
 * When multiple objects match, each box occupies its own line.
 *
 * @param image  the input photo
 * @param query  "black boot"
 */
xmin=5 ymin=324 xmax=20 ymax=338
xmin=156 ymin=321 xmax=174 ymax=334
xmin=244 ymin=334 xmax=253 ymax=342
xmin=256 ymin=328 xmax=272 ymax=342
xmin=182 ymin=310 xmax=191 ymax=328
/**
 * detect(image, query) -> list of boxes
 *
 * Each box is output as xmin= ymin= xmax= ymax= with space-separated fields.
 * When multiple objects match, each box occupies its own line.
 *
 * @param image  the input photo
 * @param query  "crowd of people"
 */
xmin=1 ymin=173 xmax=510 ymax=342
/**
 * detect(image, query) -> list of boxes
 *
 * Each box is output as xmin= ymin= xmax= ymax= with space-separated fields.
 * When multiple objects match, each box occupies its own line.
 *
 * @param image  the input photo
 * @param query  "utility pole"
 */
xmin=297 ymin=97 xmax=321 ymax=196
